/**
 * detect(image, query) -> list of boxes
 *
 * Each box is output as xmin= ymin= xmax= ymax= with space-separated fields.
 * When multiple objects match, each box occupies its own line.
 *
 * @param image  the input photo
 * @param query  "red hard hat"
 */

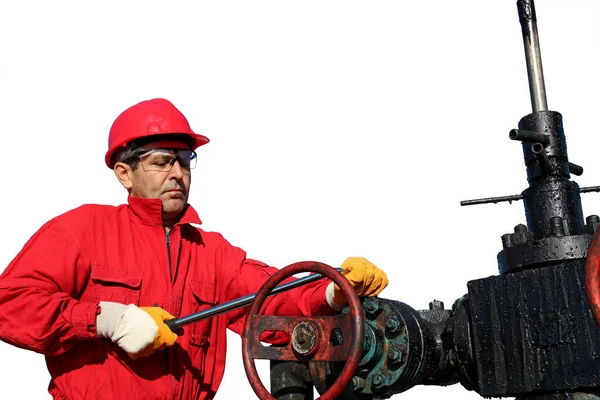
xmin=105 ymin=98 xmax=209 ymax=168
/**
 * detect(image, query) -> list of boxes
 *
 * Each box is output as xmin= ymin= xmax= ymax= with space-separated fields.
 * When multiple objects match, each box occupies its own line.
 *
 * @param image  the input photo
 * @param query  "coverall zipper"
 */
xmin=165 ymin=229 xmax=172 ymax=382
xmin=165 ymin=229 xmax=172 ymax=281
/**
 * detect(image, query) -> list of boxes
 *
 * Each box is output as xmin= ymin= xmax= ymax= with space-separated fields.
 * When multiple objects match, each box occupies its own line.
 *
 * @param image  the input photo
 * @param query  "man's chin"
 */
xmin=162 ymin=199 xmax=187 ymax=216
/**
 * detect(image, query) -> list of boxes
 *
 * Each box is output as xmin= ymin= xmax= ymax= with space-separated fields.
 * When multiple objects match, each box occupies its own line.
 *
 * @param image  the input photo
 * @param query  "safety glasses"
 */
xmin=135 ymin=148 xmax=197 ymax=173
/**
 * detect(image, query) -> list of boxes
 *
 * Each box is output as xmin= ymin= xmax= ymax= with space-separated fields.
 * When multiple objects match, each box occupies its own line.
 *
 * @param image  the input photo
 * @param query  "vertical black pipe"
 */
xmin=519 ymin=111 xmax=584 ymax=239
xmin=270 ymin=360 xmax=314 ymax=400
xmin=513 ymin=0 xmax=585 ymax=240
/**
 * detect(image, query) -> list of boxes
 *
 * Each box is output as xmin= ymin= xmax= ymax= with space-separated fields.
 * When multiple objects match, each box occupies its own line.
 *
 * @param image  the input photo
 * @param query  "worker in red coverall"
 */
xmin=0 ymin=98 xmax=388 ymax=400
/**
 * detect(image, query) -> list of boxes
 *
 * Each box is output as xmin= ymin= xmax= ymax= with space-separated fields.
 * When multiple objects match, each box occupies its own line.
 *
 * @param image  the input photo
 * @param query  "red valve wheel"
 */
xmin=242 ymin=261 xmax=365 ymax=400
xmin=585 ymin=228 xmax=600 ymax=326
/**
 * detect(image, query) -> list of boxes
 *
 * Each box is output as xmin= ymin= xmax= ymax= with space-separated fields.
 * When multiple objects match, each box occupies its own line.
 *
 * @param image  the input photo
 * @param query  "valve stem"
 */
xmin=517 ymin=0 xmax=548 ymax=112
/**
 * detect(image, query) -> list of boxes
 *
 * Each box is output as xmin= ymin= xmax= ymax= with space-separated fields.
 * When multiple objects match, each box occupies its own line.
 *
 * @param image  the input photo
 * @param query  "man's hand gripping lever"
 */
xmin=325 ymin=256 xmax=389 ymax=310
xmin=96 ymin=302 xmax=178 ymax=359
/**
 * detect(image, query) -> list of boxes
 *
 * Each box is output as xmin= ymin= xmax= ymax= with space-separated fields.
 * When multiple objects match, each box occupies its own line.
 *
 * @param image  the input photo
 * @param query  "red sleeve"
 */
xmin=0 ymin=219 xmax=100 ymax=356
xmin=219 ymin=240 xmax=337 ymax=338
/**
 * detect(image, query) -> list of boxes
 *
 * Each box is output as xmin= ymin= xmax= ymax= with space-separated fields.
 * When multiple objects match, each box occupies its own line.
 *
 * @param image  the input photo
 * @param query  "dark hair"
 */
xmin=111 ymin=134 xmax=194 ymax=170
xmin=114 ymin=145 xmax=143 ymax=170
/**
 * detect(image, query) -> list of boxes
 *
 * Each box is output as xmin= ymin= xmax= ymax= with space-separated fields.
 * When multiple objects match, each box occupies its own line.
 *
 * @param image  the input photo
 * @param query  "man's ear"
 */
xmin=114 ymin=162 xmax=133 ymax=191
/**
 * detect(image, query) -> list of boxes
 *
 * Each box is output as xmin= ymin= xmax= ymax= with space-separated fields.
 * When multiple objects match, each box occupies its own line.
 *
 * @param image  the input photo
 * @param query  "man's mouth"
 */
xmin=164 ymin=189 xmax=185 ymax=196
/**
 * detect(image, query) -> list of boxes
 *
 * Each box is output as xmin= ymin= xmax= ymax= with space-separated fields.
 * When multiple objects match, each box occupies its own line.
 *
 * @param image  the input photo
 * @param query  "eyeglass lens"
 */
xmin=141 ymin=149 xmax=197 ymax=172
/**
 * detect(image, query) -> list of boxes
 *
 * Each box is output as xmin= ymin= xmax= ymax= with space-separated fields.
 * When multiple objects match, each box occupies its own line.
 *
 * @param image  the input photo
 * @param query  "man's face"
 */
xmin=116 ymin=142 xmax=194 ymax=218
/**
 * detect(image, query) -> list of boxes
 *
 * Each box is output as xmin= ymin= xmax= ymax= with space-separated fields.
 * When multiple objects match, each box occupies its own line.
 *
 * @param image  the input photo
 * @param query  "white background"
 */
xmin=1 ymin=1 xmax=599 ymax=399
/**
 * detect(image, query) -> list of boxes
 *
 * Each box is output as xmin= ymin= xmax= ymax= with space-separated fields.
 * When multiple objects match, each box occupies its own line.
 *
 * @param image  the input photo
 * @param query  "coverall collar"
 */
xmin=127 ymin=196 xmax=202 ymax=226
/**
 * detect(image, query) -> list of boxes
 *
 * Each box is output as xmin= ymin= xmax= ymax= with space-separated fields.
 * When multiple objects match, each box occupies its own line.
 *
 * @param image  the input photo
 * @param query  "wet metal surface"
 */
xmin=468 ymin=260 xmax=600 ymax=397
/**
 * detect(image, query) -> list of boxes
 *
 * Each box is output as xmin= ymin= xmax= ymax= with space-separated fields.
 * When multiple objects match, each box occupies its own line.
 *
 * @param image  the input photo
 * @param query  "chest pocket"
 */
xmin=185 ymin=280 xmax=216 ymax=379
xmin=83 ymin=265 xmax=142 ymax=306
xmin=187 ymin=280 xmax=216 ymax=336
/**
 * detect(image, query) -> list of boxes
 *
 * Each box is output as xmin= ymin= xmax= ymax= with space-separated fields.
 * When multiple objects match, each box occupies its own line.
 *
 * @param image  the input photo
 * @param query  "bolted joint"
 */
xmin=429 ymin=299 xmax=445 ymax=311
xmin=372 ymin=373 xmax=385 ymax=389
xmin=586 ymin=215 xmax=600 ymax=235
xmin=502 ymin=233 xmax=513 ymax=249
xmin=550 ymin=216 xmax=566 ymax=236
xmin=388 ymin=347 xmax=405 ymax=365
xmin=350 ymin=376 xmax=366 ymax=392
xmin=363 ymin=298 xmax=380 ymax=315
xmin=512 ymin=224 xmax=534 ymax=245
xmin=386 ymin=316 xmax=401 ymax=333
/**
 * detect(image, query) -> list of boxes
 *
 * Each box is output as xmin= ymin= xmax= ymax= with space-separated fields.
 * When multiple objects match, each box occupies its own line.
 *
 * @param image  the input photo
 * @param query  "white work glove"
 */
xmin=96 ymin=301 xmax=159 ymax=355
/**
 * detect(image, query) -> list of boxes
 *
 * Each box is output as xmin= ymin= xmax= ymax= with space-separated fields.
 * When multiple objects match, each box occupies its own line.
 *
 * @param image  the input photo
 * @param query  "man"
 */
xmin=0 ymin=98 xmax=388 ymax=400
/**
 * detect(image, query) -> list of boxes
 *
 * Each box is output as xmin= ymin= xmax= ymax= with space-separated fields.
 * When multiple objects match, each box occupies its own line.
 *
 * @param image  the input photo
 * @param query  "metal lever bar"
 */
xmin=165 ymin=267 xmax=343 ymax=331
xmin=460 ymin=186 xmax=600 ymax=206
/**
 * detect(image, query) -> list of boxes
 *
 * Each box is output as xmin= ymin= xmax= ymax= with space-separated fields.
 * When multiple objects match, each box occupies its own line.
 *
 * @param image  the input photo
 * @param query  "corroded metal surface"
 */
xmin=242 ymin=261 xmax=364 ymax=400
xmin=291 ymin=321 xmax=318 ymax=356
xmin=247 ymin=314 xmax=354 ymax=361
xmin=585 ymin=227 xmax=600 ymax=326
xmin=310 ymin=298 xmax=459 ymax=399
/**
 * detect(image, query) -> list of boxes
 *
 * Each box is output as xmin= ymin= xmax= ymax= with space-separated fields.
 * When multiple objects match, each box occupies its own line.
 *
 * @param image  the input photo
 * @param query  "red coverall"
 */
xmin=0 ymin=197 xmax=334 ymax=399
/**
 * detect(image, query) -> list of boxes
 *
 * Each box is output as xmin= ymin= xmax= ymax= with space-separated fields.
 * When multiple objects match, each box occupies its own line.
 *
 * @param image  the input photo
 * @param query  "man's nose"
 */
xmin=168 ymin=159 xmax=185 ymax=179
